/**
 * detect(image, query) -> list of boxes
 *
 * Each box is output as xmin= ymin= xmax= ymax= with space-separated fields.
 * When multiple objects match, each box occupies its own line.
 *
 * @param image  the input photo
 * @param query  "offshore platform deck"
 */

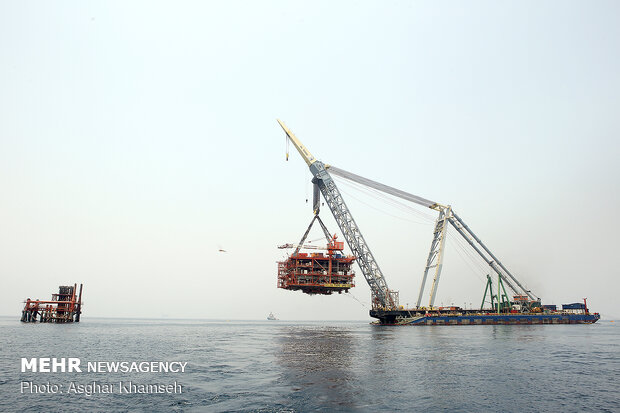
xmin=21 ymin=284 xmax=83 ymax=323
xmin=277 ymin=247 xmax=355 ymax=295
xmin=278 ymin=214 xmax=355 ymax=295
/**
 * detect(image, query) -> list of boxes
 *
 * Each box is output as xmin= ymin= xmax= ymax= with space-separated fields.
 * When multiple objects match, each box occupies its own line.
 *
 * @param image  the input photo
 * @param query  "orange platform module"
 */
xmin=278 ymin=236 xmax=355 ymax=295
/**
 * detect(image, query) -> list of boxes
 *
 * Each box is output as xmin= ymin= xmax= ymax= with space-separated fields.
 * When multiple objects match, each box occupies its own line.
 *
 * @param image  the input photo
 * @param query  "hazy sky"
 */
xmin=1 ymin=1 xmax=619 ymax=320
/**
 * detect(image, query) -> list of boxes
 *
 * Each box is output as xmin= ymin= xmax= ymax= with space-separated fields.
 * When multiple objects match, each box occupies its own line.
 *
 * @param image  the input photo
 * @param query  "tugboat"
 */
xmin=267 ymin=312 xmax=277 ymax=321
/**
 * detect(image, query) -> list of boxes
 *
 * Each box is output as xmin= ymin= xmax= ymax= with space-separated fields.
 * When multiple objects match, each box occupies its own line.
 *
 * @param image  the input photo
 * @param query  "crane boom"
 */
xmin=278 ymin=119 xmax=396 ymax=309
xmin=277 ymin=119 xmax=317 ymax=166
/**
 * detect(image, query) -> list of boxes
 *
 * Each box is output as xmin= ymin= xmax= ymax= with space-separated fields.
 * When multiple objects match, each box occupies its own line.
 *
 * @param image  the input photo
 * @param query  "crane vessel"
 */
xmin=276 ymin=120 xmax=600 ymax=326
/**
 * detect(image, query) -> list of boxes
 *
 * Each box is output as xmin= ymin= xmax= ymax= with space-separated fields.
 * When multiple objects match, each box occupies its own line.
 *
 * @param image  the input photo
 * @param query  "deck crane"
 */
xmin=277 ymin=120 xmax=538 ymax=322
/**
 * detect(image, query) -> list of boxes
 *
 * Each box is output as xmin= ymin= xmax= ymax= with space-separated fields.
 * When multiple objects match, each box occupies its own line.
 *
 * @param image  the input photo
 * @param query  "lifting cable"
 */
xmin=345 ymin=291 xmax=369 ymax=309
xmin=333 ymin=176 xmax=435 ymax=225
xmin=335 ymin=175 xmax=436 ymax=220
xmin=448 ymin=231 xmax=489 ymax=278
xmin=448 ymin=229 xmax=523 ymax=297
xmin=338 ymin=185 xmax=428 ymax=225
xmin=447 ymin=231 xmax=498 ymax=291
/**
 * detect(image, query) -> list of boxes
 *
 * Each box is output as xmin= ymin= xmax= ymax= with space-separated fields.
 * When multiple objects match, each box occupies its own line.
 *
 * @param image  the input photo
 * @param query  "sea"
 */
xmin=1 ymin=317 xmax=618 ymax=412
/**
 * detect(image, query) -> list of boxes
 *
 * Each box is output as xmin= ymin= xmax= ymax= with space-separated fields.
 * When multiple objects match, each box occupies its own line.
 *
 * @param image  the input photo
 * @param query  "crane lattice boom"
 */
xmin=278 ymin=120 xmax=397 ymax=310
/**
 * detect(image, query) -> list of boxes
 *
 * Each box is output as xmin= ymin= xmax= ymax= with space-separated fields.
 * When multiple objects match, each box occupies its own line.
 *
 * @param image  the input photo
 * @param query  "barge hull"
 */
xmin=370 ymin=310 xmax=600 ymax=325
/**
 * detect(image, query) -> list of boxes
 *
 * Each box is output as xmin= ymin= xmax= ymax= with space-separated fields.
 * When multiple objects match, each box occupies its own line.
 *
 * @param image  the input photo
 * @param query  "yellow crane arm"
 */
xmin=277 ymin=119 xmax=317 ymax=166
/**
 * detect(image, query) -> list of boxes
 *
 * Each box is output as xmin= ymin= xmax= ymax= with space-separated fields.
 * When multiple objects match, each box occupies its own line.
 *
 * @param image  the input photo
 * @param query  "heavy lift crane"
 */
xmin=277 ymin=120 xmax=538 ymax=320
xmin=278 ymin=120 xmax=397 ymax=310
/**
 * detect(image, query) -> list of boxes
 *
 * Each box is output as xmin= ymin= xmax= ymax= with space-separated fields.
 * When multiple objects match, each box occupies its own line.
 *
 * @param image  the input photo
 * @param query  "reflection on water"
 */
xmin=277 ymin=326 xmax=355 ymax=371
xmin=276 ymin=325 xmax=364 ymax=411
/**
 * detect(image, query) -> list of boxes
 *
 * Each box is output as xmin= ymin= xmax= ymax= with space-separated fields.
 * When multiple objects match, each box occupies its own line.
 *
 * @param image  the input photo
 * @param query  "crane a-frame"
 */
xmin=277 ymin=120 xmax=538 ymax=321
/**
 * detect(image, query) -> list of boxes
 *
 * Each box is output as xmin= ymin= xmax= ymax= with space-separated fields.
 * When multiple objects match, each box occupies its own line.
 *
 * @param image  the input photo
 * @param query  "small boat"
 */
xmin=267 ymin=312 xmax=277 ymax=321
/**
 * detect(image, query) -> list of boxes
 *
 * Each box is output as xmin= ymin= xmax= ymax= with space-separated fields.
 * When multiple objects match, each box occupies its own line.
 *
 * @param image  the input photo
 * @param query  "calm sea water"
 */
xmin=0 ymin=317 xmax=618 ymax=412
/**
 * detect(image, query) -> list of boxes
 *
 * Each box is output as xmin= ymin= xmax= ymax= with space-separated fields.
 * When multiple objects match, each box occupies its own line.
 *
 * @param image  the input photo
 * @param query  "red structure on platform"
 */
xmin=278 ymin=235 xmax=355 ymax=295
xmin=21 ymin=284 xmax=83 ymax=323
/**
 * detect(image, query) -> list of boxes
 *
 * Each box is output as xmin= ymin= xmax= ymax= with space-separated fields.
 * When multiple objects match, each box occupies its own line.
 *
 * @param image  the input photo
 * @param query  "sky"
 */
xmin=1 ymin=1 xmax=619 ymax=320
